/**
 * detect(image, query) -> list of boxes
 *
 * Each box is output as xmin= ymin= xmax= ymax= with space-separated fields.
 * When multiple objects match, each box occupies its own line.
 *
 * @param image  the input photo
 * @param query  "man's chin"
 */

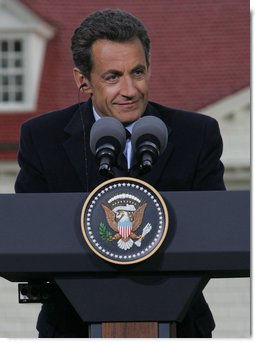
xmin=113 ymin=110 xmax=143 ymax=124
xmin=119 ymin=116 xmax=140 ymax=125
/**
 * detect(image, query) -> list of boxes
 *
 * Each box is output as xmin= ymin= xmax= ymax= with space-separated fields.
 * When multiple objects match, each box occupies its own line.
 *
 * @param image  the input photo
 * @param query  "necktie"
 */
xmin=124 ymin=129 xmax=133 ymax=169
xmin=125 ymin=128 xmax=131 ymax=140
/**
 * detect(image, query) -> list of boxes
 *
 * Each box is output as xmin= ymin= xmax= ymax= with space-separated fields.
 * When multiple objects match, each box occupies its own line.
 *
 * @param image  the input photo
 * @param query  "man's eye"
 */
xmin=133 ymin=69 xmax=145 ymax=77
xmin=105 ymin=74 xmax=119 ymax=82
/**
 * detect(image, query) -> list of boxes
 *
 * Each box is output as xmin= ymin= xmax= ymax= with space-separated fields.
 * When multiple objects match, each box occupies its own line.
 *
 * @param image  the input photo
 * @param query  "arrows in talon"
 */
xmin=134 ymin=223 xmax=152 ymax=247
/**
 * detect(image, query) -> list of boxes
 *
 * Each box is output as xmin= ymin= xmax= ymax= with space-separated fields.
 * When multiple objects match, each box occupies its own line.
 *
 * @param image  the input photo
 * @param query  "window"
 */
xmin=0 ymin=0 xmax=55 ymax=113
xmin=0 ymin=38 xmax=25 ymax=104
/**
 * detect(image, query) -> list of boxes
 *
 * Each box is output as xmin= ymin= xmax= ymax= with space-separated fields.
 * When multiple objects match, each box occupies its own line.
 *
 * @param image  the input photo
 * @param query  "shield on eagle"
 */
xmin=118 ymin=220 xmax=132 ymax=240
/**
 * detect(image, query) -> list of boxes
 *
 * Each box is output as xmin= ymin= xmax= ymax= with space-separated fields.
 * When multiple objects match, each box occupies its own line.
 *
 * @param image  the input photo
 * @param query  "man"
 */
xmin=15 ymin=9 xmax=225 ymax=338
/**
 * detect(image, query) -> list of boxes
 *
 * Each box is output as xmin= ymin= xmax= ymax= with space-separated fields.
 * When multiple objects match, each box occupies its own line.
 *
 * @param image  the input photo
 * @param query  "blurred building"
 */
xmin=0 ymin=0 xmax=250 ymax=338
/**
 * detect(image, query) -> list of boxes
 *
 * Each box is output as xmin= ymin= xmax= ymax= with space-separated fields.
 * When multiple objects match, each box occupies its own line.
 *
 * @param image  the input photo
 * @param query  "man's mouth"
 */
xmin=116 ymin=99 xmax=140 ymax=108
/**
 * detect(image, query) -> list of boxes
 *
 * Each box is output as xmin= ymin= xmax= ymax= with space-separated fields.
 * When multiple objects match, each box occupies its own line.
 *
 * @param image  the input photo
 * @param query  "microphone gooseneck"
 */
xmin=90 ymin=117 xmax=126 ymax=177
xmin=131 ymin=116 xmax=168 ymax=173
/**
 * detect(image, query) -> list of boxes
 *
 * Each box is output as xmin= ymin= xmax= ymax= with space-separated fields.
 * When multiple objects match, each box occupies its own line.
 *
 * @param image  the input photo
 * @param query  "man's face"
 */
xmin=81 ymin=39 xmax=150 ymax=124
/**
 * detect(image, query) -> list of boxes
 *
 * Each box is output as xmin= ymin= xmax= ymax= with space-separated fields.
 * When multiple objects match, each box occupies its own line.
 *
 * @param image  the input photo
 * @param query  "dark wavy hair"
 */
xmin=71 ymin=9 xmax=151 ymax=79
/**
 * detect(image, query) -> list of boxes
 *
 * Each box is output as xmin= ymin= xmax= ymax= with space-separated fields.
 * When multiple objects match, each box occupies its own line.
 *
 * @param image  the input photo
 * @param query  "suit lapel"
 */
xmin=63 ymin=100 xmax=104 ymax=191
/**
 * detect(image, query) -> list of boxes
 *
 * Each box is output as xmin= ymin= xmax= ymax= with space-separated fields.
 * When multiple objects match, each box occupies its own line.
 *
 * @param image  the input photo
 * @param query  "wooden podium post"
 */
xmin=89 ymin=322 xmax=177 ymax=338
xmin=102 ymin=322 xmax=158 ymax=338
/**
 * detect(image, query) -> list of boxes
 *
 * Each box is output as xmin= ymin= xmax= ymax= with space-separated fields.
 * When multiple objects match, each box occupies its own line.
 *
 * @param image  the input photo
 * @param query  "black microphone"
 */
xmin=131 ymin=116 xmax=168 ymax=173
xmin=90 ymin=117 xmax=126 ymax=177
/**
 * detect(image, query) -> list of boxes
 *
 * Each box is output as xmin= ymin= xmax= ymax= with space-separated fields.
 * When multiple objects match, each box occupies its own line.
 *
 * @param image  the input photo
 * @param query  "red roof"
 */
xmin=0 ymin=0 xmax=249 ymax=159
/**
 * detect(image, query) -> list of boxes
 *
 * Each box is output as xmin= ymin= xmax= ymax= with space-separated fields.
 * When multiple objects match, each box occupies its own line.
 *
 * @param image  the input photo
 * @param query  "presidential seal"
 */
xmin=81 ymin=177 xmax=169 ymax=264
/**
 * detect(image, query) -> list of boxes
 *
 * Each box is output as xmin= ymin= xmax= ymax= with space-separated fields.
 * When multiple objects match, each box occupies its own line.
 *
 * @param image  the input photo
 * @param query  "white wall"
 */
xmin=205 ymin=278 xmax=250 ymax=338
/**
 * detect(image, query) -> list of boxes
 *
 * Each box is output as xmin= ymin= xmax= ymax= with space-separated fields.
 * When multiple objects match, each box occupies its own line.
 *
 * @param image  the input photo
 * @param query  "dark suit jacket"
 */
xmin=15 ymin=99 xmax=225 ymax=338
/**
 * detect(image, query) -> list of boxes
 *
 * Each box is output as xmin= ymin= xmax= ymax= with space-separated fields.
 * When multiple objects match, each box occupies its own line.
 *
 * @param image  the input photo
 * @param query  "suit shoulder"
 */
xmin=148 ymin=101 xmax=218 ymax=127
xmin=21 ymin=103 xmax=80 ymax=131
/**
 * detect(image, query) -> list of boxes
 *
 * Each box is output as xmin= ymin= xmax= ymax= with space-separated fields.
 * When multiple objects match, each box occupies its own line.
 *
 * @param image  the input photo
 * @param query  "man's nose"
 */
xmin=120 ymin=77 xmax=137 ymax=98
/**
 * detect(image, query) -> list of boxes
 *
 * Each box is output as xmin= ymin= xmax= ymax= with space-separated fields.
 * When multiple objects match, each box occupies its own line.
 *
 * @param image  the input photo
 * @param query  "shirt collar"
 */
xmin=92 ymin=106 xmax=101 ymax=122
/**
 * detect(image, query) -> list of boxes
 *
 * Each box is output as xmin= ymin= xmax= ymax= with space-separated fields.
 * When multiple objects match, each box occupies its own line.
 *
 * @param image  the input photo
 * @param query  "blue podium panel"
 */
xmin=0 ymin=191 xmax=249 ymax=281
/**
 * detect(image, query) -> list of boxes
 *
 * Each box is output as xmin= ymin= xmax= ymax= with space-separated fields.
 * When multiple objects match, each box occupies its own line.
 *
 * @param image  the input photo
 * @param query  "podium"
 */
xmin=0 ymin=190 xmax=250 ymax=337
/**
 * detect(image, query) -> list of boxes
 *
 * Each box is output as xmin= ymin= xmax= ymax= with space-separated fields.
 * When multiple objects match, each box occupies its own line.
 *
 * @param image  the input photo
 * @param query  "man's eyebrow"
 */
xmin=131 ymin=64 xmax=147 ymax=72
xmin=101 ymin=69 xmax=122 ymax=78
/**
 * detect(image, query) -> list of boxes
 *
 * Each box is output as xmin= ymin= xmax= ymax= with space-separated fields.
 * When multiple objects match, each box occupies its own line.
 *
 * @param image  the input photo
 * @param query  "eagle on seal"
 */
xmin=101 ymin=202 xmax=147 ymax=250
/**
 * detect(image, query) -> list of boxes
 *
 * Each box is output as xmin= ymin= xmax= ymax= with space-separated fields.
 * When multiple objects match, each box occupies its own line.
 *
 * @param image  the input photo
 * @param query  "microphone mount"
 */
xmin=95 ymin=142 xmax=117 ymax=177
xmin=136 ymin=141 xmax=160 ymax=172
xmin=90 ymin=117 xmax=126 ymax=178
xmin=131 ymin=116 xmax=168 ymax=174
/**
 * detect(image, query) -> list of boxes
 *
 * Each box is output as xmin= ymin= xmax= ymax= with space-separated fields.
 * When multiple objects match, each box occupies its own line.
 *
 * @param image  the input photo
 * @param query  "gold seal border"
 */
xmin=81 ymin=177 xmax=169 ymax=265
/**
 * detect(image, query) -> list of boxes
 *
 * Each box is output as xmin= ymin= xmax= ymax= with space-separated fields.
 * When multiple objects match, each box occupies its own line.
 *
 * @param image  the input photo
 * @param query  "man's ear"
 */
xmin=73 ymin=68 xmax=92 ymax=94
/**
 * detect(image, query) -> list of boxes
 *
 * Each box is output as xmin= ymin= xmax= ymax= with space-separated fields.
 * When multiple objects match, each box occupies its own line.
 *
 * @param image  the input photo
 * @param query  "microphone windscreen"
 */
xmin=131 ymin=116 xmax=168 ymax=154
xmin=90 ymin=117 xmax=126 ymax=155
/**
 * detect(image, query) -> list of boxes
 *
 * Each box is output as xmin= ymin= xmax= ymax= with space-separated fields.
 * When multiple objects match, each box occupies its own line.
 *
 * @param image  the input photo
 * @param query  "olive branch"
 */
xmin=99 ymin=222 xmax=112 ymax=241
